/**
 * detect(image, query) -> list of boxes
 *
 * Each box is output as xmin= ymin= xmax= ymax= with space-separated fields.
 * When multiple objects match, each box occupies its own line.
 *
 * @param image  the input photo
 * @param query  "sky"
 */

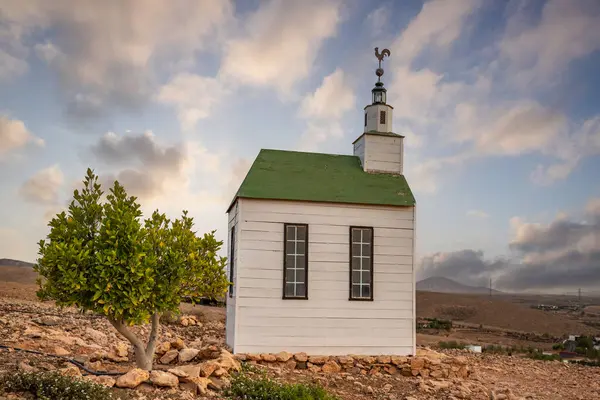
xmin=1 ymin=0 xmax=599 ymax=295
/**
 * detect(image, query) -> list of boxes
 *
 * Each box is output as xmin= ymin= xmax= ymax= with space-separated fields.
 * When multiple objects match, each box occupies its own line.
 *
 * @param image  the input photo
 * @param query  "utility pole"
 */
xmin=578 ymin=288 xmax=581 ymax=303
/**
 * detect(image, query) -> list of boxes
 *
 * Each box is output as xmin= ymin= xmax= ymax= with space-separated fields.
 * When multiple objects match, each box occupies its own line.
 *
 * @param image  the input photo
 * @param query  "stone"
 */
xmin=377 ymin=355 xmax=392 ymax=364
xmin=365 ymin=386 xmax=374 ymax=394
xmin=275 ymin=351 xmax=293 ymax=362
xmin=85 ymin=327 xmax=107 ymax=342
xmin=308 ymin=363 xmax=321 ymax=373
xmin=383 ymin=383 xmax=393 ymax=393
xmin=294 ymin=352 xmax=308 ymax=362
xmin=85 ymin=375 xmax=116 ymax=387
xmin=33 ymin=316 xmax=61 ymax=326
xmin=18 ymin=361 xmax=36 ymax=373
xmin=179 ymin=348 xmax=200 ymax=363
xmin=168 ymin=368 xmax=189 ymax=378
xmin=284 ymin=359 xmax=297 ymax=370
xmin=160 ymin=350 xmax=179 ymax=364
xmin=391 ymin=356 xmax=408 ymax=366
xmin=155 ymin=342 xmax=171 ymax=355
xmin=150 ymin=370 xmax=179 ymax=387
xmin=411 ymin=358 xmax=425 ymax=371
xmin=338 ymin=356 xmax=354 ymax=365
xmin=23 ymin=327 xmax=45 ymax=339
xmin=308 ymin=355 xmax=329 ymax=365
xmin=198 ymin=361 xmax=219 ymax=377
xmin=215 ymin=349 xmax=241 ymax=372
xmin=209 ymin=376 xmax=230 ymax=391
xmin=135 ymin=382 xmax=155 ymax=392
xmin=171 ymin=337 xmax=186 ymax=350
xmin=188 ymin=377 xmax=213 ymax=395
xmin=246 ymin=354 xmax=261 ymax=361
xmin=115 ymin=368 xmax=150 ymax=388
xmin=261 ymin=353 xmax=277 ymax=362
xmin=176 ymin=364 xmax=201 ymax=379
xmin=321 ymin=360 xmax=342 ymax=373
xmin=53 ymin=346 xmax=70 ymax=356
xmin=213 ymin=367 xmax=227 ymax=377
xmin=115 ymin=342 xmax=129 ymax=358
xmin=59 ymin=365 xmax=82 ymax=377
xmin=180 ymin=381 xmax=198 ymax=395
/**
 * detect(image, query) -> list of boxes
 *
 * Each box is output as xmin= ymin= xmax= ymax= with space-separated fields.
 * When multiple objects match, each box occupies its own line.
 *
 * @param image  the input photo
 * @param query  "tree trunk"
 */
xmin=109 ymin=314 xmax=161 ymax=371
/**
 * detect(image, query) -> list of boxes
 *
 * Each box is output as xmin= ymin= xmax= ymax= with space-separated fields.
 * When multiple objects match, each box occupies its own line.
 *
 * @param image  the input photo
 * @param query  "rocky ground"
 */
xmin=0 ymin=297 xmax=599 ymax=400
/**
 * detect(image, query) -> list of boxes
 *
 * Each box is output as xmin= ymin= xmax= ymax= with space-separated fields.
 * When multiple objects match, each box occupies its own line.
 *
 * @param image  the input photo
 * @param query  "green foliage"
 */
xmin=438 ymin=341 xmax=465 ymax=349
xmin=576 ymin=336 xmax=594 ymax=350
xmin=552 ymin=343 xmax=565 ymax=351
xmin=34 ymin=168 xmax=230 ymax=326
xmin=0 ymin=371 xmax=127 ymax=400
xmin=528 ymin=352 xmax=561 ymax=362
xmin=225 ymin=366 xmax=339 ymax=400
xmin=421 ymin=318 xmax=452 ymax=330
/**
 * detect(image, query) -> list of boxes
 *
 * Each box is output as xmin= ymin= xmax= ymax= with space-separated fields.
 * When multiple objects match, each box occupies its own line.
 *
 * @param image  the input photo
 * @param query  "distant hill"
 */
xmin=417 ymin=276 xmax=502 ymax=295
xmin=0 ymin=258 xmax=34 ymax=268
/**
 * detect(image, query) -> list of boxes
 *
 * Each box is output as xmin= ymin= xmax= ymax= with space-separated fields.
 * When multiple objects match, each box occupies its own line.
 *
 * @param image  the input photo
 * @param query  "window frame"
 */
xmin=228 ymin=225 xmax=235 ymax=298
xmin=282 ymin=223 xmax=309 ymax=300
xmin=349 ymin=226 xmax=374 ymax=301
xmin=380 ymin=110 xmax=386 ymax=125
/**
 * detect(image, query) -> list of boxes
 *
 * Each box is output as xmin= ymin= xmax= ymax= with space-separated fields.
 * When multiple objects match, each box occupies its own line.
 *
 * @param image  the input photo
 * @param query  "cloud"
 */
xmin=220 ymin=0 xmax=342 ymax=95
xmin=0 ymin=115 xmax=44 ymax=155
xmin=366 ymin=5 xmax=390 ymax=37
xmin=0 ymin=48 xmax=28 ymax=81
xmin=419 ymin=198 xmax=600 ymax=292
xmin=298 ymin=68 xmax=355 ymax=151
xmin=391 ymin=0 xmax=481 ymax=66
xmin=19 ymin=164 xmax=64 ymax=204
xmin=467 ymin=210 xmax=489 ymax=219
xmin=89 ymin=131 xmax=188 ymax=199
xmin=1 ymin=0 xmax=233 ymax=120
xmin=156 ymin=73 xmax=224 ymax=132
xmin=500 ymin=0 xmax=600 ymax=87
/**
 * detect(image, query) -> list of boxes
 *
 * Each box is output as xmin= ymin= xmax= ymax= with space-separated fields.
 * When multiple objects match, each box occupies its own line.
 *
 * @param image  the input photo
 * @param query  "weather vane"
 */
xmin=374 ymin=47 xmax=391 ymax=82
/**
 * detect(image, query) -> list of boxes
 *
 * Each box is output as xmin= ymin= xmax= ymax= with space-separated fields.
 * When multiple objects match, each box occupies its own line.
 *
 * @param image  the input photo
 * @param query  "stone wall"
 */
xmin=236 ymin=348 xmax=471 ymax=379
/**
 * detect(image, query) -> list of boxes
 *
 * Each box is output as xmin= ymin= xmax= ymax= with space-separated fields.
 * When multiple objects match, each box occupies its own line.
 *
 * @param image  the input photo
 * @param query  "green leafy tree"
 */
xmin=34 ymin=169 xmax=229 ymax=370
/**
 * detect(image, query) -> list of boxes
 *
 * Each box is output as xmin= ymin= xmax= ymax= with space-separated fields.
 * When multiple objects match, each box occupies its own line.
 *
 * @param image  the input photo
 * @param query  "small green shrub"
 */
xmin=225 ymin=367 xmax=338 ymax=400
xmin=528 ymin=352 xmax=561 ymax=361
xmin=0 ymin=371 xmax=125 ymax=400
xmin=552 ymin=343 xmax=565 ymax=351
xmin=438 ymin=341 xmax=465 ymax=349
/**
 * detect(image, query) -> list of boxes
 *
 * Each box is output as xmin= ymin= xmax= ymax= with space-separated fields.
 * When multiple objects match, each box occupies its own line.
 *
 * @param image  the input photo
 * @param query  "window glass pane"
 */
xmin=296 ymin=241 xmax=306 ymax=255
xmin=362 ymin=229 xmax=372 ymax=243
xmin=380 ymin=111 xmax=386 ymax=124
xmin=352 ymin=285 xmax=361 ymax=299
xmin=295 ymin=255 xmax=305 ymax=267
xmin=285 ymin=255 xmax=296 ymax=268
xmin=287 ymin=226 xmax=296 ymax=240
xmin=296 ymin=283 xmax=306 ymax=297
xmin=285 ymin=267 xmax=295 ymax=284
xmin=296 ymin=226 xmax=306 ymax=239
xmin=352 ymin=229 xmax=361 ymax=242
xmin=352 ymin=243 xmax=362 ymax=256
xmin=362 ymin=269 xmax=372 ymax=284
xmin=285 ymin=240 xmax=295 ymax=255
xmin=362 ymin=284 xmax=371 ymax=298
xmin=285 ymin=282 xmax=295 ymax=297
xmin=296 ymin=268 xmax=306 ymax=284
xmin=351 ymin=257 xmax=361 ymax=271
xmin=352 ymin=270 xmax=361 ymax=284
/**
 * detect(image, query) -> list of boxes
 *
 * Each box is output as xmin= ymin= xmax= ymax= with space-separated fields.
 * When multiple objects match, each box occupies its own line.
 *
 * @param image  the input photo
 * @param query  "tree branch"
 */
xmin=145 ymin=312 xmax=161 ymax=358
xmin=108 ymin=317 xmax=145 ymax=351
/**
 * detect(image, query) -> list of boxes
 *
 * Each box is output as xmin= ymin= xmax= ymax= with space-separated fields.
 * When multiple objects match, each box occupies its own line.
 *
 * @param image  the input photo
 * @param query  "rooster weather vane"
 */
xmin=374 ymin=47 xmax=391 ymax=82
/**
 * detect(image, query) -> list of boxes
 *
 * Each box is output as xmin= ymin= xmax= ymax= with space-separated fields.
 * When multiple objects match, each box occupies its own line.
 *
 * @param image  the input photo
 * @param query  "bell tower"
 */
xmin=354 ymin=47 xmax=405 ymax=175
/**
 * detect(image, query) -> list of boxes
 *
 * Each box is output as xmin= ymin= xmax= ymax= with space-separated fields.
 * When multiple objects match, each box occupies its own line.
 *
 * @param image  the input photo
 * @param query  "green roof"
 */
xmin=227 ymin=149 xmax=415 ymax=211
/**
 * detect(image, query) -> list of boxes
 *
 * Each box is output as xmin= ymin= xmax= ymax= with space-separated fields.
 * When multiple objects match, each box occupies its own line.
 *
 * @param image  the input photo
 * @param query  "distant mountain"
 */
xmin=0 ymin=258 xmax=34 ymax=268
xmin=417 ymin=276 xmax=502 ymax=295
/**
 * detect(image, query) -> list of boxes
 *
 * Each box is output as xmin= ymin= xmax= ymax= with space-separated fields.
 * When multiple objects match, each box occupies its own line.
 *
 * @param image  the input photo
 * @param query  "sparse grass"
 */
xmin=225 ymin=364 xmax=339 ymax=400
xmin=0 ymin=371 xmax=128 ymax=400
xmin=528 ymin=352 xmax=561 ymax=362
xmin=438 ymin=340 xmax=466 ymax=349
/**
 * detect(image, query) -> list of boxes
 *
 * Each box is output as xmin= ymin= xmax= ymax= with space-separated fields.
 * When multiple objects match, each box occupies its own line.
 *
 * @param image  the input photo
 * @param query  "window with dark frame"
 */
xmin=380 ymin=110 xmax=386 ymax=125
xmin=228 ymin=226 xmax=235 ymax=297
xmin=283 ymin=224 xmax=308 ymax=299
xmin=364 ymin=113 xmax=367 ymax=127
xmin=349 ymin=227 xmax=373 ymax=300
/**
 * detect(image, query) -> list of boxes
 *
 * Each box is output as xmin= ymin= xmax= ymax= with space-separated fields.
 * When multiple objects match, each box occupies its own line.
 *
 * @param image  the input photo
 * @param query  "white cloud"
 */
xmin=298 ymin=69 xmax=355 ymax=151
xmin=156 ymin=73 xmax=224 ymax=132
xmin=391 ymin=0 xmax=481 ymax=65
xmin=467 ymin=210 xmax=489 ymax=219
xmin=220 ymin=0 xmax=342 ymax=94
xmin=1 ymin=0 xmax=233 ymax=119
xmin=366 ymin=5 xmax=390 ymax=37
xmin=0 ymin=48 xmax=28 ymax=81
xmin=0 ymin=116 xmax=44 ymax=155
xmin=500 ymin=0 xmax=600 ymax=87
xmin=19 ymin=164 xmax=64 ymax=204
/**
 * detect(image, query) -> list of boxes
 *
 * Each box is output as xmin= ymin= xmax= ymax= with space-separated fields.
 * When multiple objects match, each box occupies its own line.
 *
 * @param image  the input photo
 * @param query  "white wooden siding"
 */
xmin=232 ymin=198 xmax=415 ymax=356
xmin=353 ymin=137 xmax=365 ymax=168
xmin=225 ymin=201 xmax=240 ymax=349
xmin=364 ymin=134 xmax=404 ymax=175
